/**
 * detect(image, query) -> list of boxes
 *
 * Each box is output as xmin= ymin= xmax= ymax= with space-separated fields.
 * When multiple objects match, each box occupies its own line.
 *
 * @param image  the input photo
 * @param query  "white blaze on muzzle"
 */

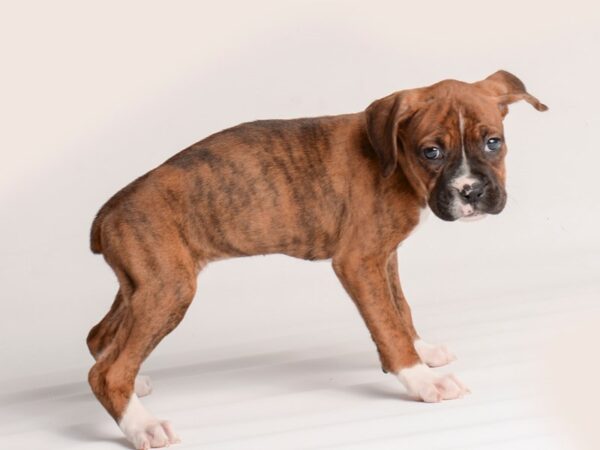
xmin=450 ymin=110 xmax=479 ymax=218
xmin=451 ymin=110 xmax=477 ymax=191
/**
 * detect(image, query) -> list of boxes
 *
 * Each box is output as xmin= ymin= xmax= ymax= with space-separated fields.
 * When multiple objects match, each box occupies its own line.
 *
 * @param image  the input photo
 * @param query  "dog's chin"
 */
xmin=458 ymin=212 xmax=487 ymax=222
xmin=429 ymin=201 xmax=489 ymax=222
xmin=454 ymin=202 xmax=488 ymax=222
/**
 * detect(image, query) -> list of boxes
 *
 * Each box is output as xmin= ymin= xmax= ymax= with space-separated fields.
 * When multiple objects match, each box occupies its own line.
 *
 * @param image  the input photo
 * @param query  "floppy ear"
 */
xmin=476 ymin=70 xmax=548 ymax=116
xmin=365 ymin=91 xmax=417 ymax=177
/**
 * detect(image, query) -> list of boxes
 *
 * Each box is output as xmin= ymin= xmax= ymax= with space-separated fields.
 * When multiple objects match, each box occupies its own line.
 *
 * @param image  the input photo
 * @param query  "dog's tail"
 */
xmin=90 ymin=212 xmax=104 ymax=254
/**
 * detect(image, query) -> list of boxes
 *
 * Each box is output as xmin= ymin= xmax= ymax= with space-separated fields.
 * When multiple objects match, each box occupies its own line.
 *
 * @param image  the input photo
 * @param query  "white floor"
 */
xmin=1 ymin=250 xmax=598 ymax=450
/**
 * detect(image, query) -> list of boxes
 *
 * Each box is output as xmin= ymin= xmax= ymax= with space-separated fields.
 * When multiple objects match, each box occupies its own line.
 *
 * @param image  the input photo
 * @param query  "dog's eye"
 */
xmin=423 ymin=147 xmax=444 ymax=160
xmin=485 ymin=138 xmax=502 ymax=152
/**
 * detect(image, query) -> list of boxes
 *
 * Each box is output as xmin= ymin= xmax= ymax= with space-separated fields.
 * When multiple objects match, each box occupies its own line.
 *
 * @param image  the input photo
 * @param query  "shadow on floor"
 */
xmin=2 ymin=344 xmax=402 ymax=447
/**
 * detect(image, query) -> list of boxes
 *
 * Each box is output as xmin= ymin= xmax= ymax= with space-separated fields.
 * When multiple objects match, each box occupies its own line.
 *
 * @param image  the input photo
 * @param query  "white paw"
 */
xmin=119 ymin=395 xmax=180 ymax=449
xmin=414 ymin=339 xmax=456 ymax=367
xmin=397 ymin=363 xmax=470 ymax=402
xmin=129 ymin=420 xmax=179 ymax=450
xmin=134 ymin=375 xmax=153 ymax=397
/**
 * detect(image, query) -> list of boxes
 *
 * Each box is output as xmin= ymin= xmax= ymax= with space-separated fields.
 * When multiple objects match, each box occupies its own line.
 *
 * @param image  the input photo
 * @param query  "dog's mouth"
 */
xmin=458 ymin=208 xmax=488 ymax=222
xmin=429 ymin=189 xmax=505 ymax=222
xmin=454 ymin=201 xmax=488 ymax=221
xmin=429 ymin=201 xmax=485 ymax=221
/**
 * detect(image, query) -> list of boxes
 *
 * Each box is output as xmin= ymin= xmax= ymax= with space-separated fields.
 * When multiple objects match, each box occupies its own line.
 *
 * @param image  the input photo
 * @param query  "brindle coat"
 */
xmin=87 ymin=71 xmax=547 ymax=431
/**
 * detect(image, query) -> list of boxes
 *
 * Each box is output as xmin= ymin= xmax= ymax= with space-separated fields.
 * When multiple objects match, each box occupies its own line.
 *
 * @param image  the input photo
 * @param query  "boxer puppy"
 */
xmin=87 ymin=70 xmax=547 ymax=449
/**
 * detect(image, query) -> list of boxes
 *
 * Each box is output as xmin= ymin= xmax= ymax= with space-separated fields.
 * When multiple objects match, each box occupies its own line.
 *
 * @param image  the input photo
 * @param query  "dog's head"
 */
xmin=365 ymin=70 xmax=548 ymax=221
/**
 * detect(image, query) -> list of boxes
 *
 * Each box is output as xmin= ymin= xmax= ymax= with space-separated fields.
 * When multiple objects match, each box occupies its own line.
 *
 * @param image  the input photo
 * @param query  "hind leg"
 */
xmin=89 ymin=237 xmax=199 ymax=450
xmin=89 ymin=273 xmax=196 ymax=449
xmin=87 ymin=290 xmax=125 ymax=360
xmin=87 ymin=290 xmax=153 ymax=397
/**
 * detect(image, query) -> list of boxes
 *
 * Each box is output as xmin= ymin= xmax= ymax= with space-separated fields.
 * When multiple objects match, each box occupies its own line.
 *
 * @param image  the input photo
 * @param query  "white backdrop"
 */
xmin=1 ymin=1 xmax=599 ymax=449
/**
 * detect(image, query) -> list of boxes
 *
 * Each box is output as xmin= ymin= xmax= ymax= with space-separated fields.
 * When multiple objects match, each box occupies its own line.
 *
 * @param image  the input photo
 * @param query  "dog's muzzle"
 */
xmin=429 ymin=177 xmax=506 ymax=221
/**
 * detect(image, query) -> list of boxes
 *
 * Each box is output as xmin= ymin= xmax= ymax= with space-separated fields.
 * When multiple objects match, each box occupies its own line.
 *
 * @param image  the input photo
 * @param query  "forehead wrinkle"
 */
xmin=414 ymin=99 xmax=454 ymax=126
xmin=457 ymin=106 xmax=480 ymax=148
xmin=460 ymin=106 xmax=504 ymax=146
xmin=412 ymin=101 xmax=459 ymax=148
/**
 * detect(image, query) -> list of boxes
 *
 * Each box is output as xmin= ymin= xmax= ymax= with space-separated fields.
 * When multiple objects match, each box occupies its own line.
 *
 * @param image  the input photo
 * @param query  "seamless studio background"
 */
xmin=1 ymin=1 xmax=599 ymax=449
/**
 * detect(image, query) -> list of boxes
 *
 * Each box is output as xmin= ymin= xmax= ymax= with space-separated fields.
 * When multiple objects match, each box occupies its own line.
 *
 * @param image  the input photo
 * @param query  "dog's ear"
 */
xmin=476 ymin=70 xmax=548 ymax=116
xmin=365 ymin=90 xmax=418 ymax=177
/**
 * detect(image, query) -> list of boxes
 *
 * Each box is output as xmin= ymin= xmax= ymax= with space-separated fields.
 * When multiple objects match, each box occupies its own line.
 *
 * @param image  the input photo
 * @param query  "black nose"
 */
xmin=459 ymin=182 xmax=485 ymax=204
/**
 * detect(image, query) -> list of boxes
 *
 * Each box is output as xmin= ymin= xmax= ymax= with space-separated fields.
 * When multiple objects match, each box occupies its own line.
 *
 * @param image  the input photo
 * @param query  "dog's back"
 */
xmin=91 ymin=115 xmax=364 ymax=261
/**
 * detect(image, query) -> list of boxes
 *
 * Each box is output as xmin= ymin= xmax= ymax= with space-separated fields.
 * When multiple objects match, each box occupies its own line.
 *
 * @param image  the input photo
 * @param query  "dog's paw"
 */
xmin=120 ymin=395 xmax=180 ymax=449
xmin=397 ymin=363 xmax=469 ymax=402
xmin=134 ymin=375 xmax=153 ymax=397
xmin=129 ymin=420 xmax=179 ymax=450
xmin=414 ymin=340 xmax=456 ymax=367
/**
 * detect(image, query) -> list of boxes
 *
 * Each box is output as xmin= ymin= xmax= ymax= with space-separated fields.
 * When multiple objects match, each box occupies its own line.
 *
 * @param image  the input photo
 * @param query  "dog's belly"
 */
xmin=148 ymin=119 xmax=350 ymax=261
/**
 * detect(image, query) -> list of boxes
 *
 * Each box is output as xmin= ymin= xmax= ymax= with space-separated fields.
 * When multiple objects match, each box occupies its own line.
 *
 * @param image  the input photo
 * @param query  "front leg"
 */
xmin=386 ymin=251 xmax=456 ymax=368
xmin=333 ymin=253 xmax=468 ymax=402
